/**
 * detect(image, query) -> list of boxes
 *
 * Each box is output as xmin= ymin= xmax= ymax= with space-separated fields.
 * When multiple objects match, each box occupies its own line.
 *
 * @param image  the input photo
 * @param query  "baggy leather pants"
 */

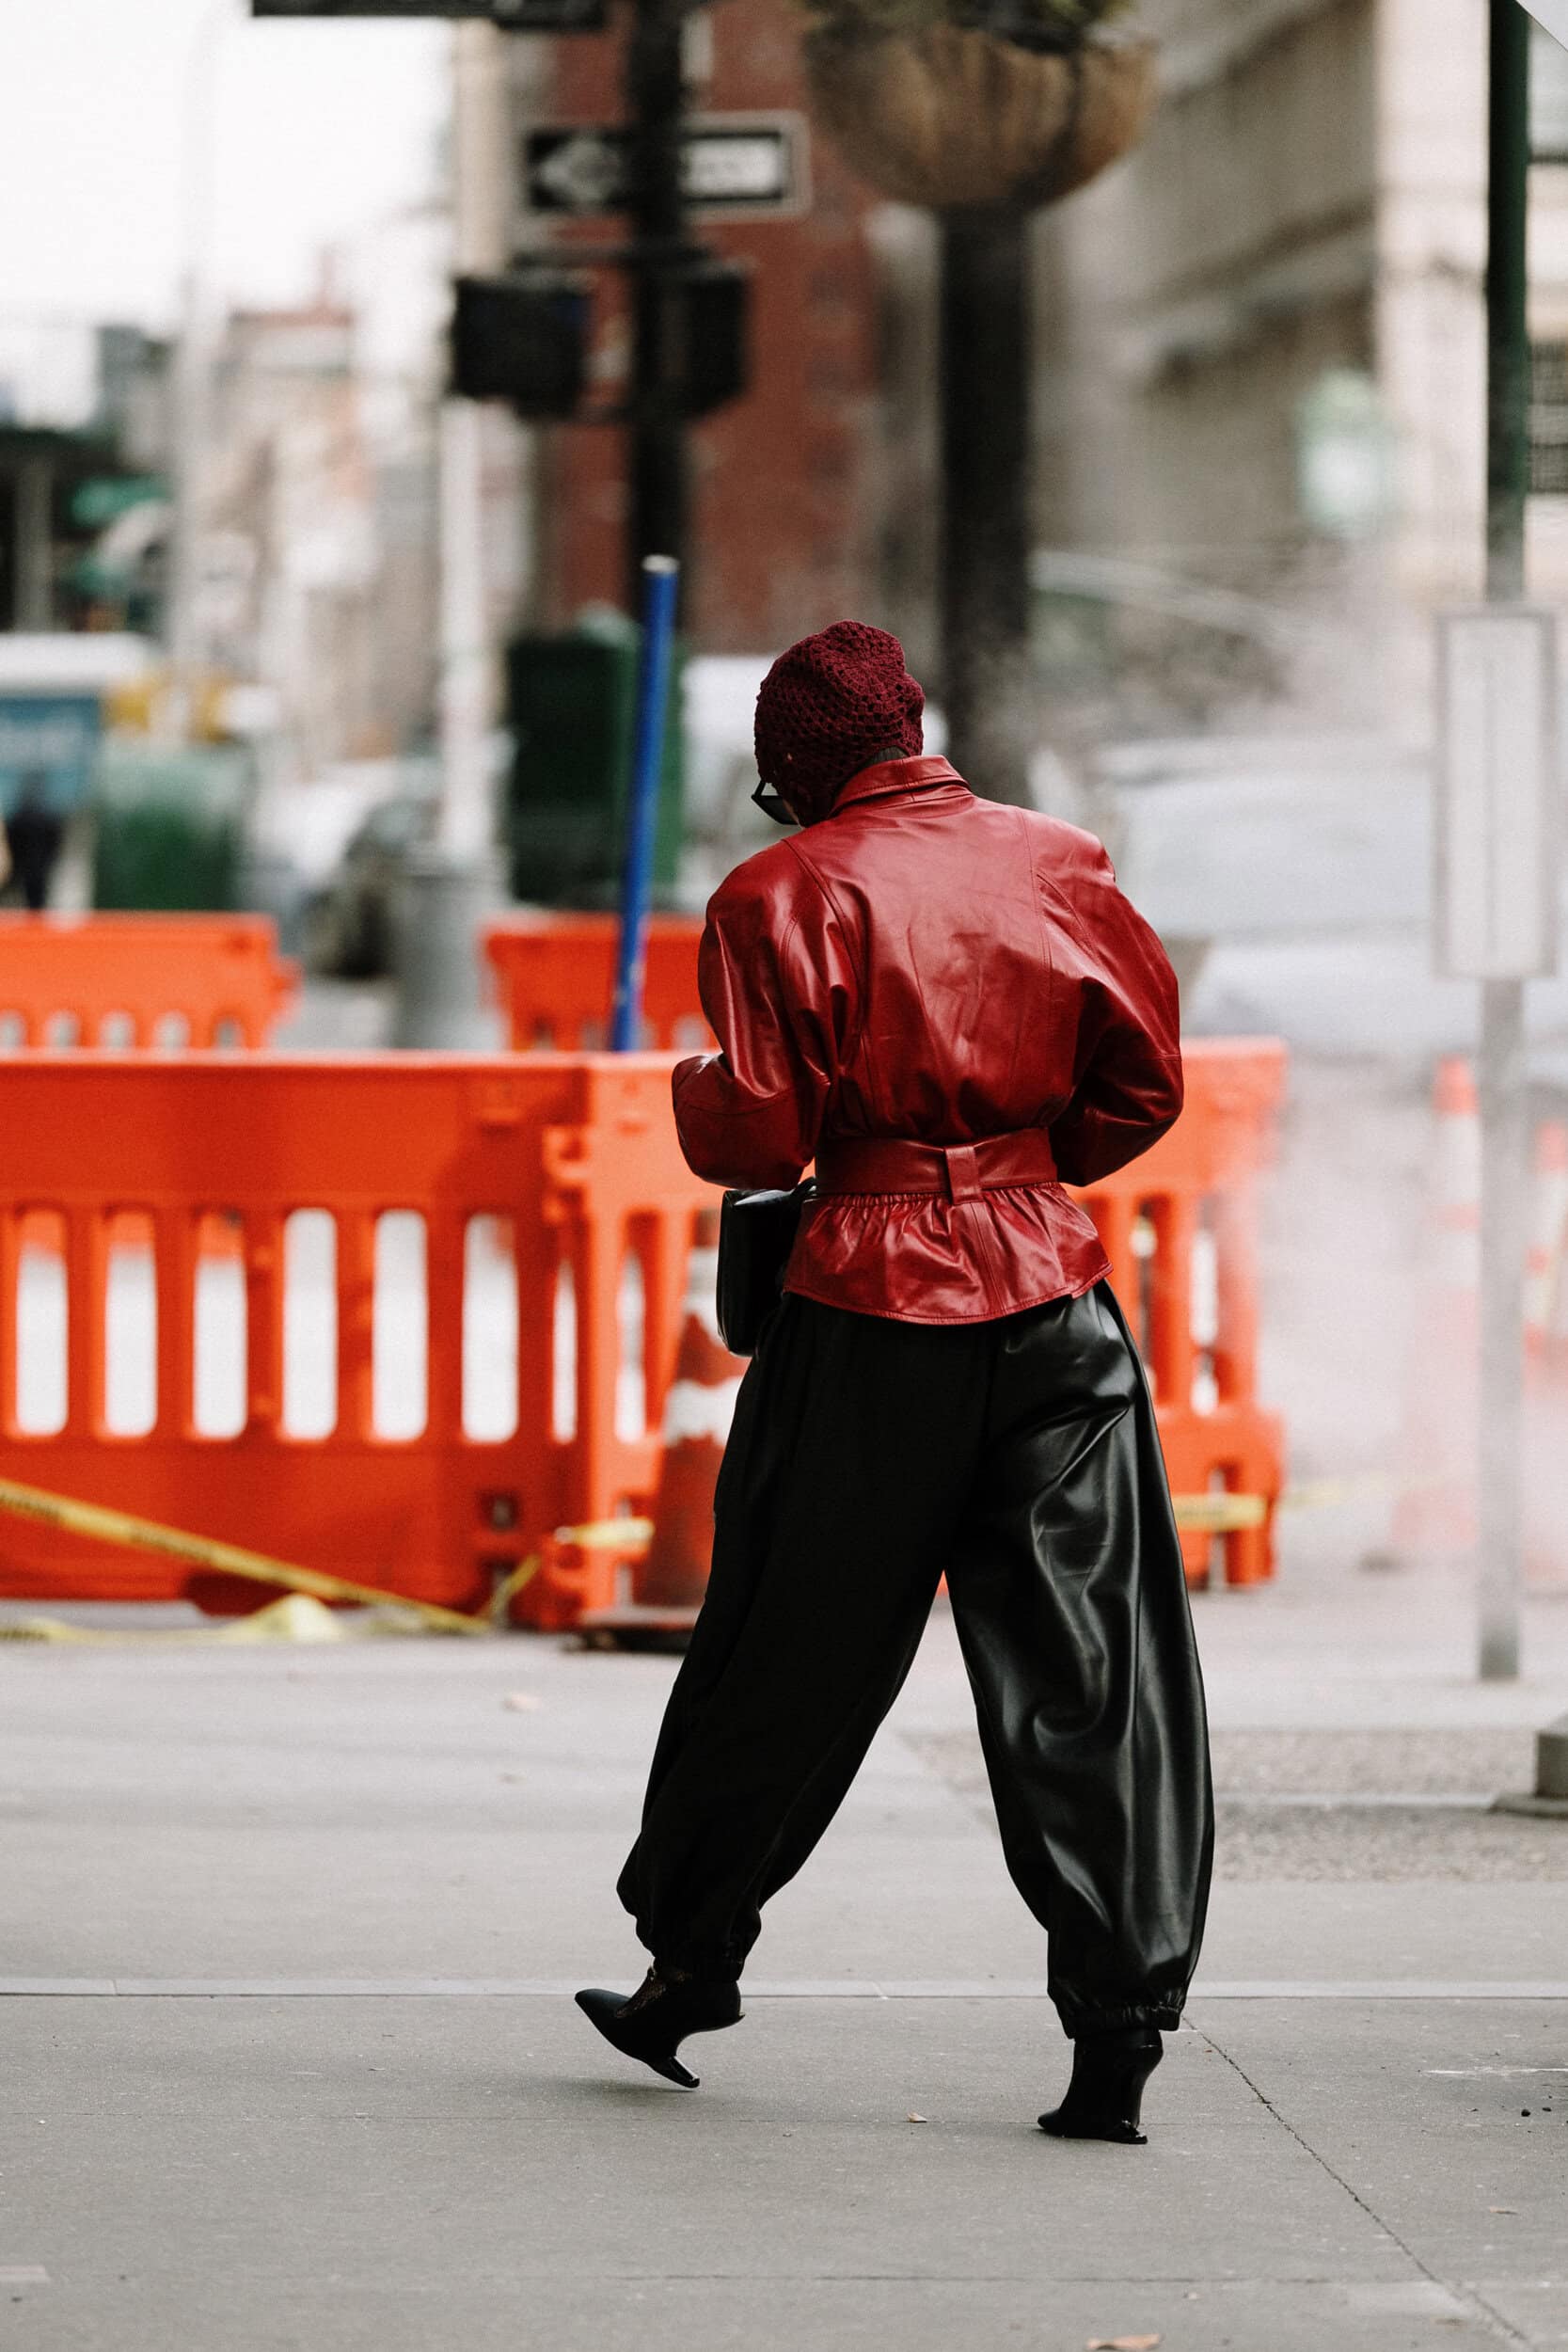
xmin=617 ymin=1282 xmax=1213 ymax=2037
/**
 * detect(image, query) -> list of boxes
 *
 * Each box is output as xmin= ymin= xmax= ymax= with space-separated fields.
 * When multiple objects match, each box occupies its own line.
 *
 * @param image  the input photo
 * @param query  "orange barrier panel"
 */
xmin=0 ymin=914 xmax=298 ymax=1050
xmin=483 ymin=913 xmax=709 ymax=1051
xmin=0 ymin=1040 xmax=1286 ymax=1624
xmin=0 ymin=1054 xmax=705 ymax=1622
xmin=1076 ymin=1039 xmax=1288 ymax=1588
xmin=531 ymin=1037 xmax=1287 ymax=1612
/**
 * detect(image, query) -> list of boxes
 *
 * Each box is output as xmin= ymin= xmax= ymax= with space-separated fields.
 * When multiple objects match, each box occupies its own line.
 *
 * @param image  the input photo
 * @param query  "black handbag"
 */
xmin=716 ymin=1183 xmax=814 ymax=1356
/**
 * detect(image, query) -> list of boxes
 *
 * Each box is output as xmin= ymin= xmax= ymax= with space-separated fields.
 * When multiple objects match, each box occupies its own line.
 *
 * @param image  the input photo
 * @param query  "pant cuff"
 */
xmin=638 ymin=1927 xmax=746 ymax=1985
xmin=1057 ymin=1995 xmax=1186 ymax=2039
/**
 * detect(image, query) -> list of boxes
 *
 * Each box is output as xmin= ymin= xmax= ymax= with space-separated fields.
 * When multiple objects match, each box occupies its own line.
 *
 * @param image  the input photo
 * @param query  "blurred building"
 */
xmin=204 ymin=274 xmax=421 ymax=771
xmin=1032 ymin=0 xmax=1568 ymax=724
xmin=544 ymin=0 xmax=1563 ymax=739
xmin=530 ymin=0 xmax=884 ymax=652
xmin=524 ymin=0 xmax=1568 ymax=727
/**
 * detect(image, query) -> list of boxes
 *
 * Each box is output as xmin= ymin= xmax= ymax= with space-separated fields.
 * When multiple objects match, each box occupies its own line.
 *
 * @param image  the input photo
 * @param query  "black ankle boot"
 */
xmin=576 ymin=1965 xmax=743 ymax=2090
xmin=1037 ymin=2026 xmax=1164 ymax=2145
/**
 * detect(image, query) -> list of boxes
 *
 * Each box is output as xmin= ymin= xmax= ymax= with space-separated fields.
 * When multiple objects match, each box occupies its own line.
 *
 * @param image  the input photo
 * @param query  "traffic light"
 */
xmin=451 ymin=255 xmax=750 ymax=425
xmin=674 ymin=257 xmax=751 ymax=420
xmin=450 ymin=273 xmax=591 ymax=421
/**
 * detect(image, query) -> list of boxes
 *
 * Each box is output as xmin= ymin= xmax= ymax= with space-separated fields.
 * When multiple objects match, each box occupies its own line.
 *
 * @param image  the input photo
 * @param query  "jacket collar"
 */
xmin=829 ymin=755 xmax=968 ymax=815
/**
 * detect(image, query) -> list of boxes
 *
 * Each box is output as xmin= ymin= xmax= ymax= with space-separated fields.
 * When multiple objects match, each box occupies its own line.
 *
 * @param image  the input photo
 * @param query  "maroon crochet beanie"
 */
xmin=754 ymin=621 xmax=925 ymax=823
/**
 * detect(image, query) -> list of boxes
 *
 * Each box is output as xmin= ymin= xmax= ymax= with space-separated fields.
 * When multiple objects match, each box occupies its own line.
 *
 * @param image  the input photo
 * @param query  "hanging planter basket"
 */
xmin=801 ymin=21 xmax=1157 ymax=213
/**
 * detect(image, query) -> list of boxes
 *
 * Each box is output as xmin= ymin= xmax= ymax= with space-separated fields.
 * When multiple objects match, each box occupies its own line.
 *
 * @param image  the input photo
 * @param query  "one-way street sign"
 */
xmin=253 ymin=2 xmax=607 ymax=24
xmin=525 ymin=115 xmax=809 ymax=218
xmin=1524 ymin=0 xmax=1568 ymax=47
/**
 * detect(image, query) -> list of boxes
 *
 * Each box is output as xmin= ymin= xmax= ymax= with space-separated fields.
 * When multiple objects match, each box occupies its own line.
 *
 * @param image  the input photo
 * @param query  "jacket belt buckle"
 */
xmin=942 ymin=1143 xmax=983 ymax=1202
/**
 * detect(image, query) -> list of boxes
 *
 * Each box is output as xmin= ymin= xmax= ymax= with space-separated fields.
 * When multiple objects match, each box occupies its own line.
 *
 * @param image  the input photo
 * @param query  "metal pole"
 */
xmin=436 ymin=18 xmax=513 ymax=866
xmin=1479 ymin=0 xmax=1531 ymax=1680
xmin=939 ymin=209 xmax=1034 ymax=807
xmin=1488 ymin=0 xmax=1531 ymax=604
xmin=167 ymin=0 xmax=232 ymax=735
xmin=626 ymin=0 xmax=689 ymax=618
xmin=611 ymin=555 xmax=680 ymax=1050
xmin=394 ymin=20 xmax=512 ymax=1047
xmin=14 ymin=456 xmax=54 ymax=632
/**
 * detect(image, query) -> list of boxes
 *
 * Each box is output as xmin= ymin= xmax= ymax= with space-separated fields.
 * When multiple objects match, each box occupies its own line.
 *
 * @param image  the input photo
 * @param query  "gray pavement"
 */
xmin=3 ymin=1565 xmax=1567 ymax=2350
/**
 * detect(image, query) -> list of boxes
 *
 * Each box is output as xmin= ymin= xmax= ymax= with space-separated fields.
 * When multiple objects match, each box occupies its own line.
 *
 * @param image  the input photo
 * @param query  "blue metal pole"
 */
xmin=610 ymin=554 xmax=680 ymax=1052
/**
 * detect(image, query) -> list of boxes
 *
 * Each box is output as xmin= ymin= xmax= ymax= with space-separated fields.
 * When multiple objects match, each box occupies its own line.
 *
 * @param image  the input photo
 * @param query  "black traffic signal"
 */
xmin=451 ymin=273 xmax=591 ymax=421
xmin=674 ymin=256 xmax=751 ymax=420
xmin=451 ymin=255 xmax=750 ymax=424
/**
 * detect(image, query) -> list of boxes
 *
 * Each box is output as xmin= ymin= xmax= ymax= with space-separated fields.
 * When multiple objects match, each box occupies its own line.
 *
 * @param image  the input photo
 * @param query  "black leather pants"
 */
xmin=617 ymin=1282 xmax=1213 ymax=2037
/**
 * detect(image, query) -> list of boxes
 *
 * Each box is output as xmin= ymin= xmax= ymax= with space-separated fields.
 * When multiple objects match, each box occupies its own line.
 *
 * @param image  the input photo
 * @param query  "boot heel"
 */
xmin=1037 ymin=2027 xmax=1163 ymax=2145
xmin=577 ymin=1969 xmax=743 ymax=2090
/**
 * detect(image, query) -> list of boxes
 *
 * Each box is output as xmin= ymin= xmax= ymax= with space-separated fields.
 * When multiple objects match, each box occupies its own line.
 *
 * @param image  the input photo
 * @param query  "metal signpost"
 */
xmin=1438 ymin=2 xmax=1566 ymax=1681
xmin=1435 ymin=610 xmax=1560 ymax=1683
xmin=610 ymin=557 xmax=681 ymax=1052
xmin=526 ymin=116 xmax=810 ymax=218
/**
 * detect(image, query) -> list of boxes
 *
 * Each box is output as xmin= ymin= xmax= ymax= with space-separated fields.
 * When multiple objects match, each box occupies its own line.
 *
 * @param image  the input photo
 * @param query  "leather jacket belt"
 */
xmin=813 ymin=1129 xmax=1059 ymax=1203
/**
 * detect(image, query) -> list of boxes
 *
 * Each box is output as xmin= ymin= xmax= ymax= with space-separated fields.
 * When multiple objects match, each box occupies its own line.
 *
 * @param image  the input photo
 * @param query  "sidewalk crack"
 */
xmin=1193 ymin=2026 xmax=1532 ymax=2350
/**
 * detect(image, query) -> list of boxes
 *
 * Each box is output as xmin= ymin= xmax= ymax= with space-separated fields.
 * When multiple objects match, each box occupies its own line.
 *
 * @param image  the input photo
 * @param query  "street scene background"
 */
xmin=2 ymin=2 xmax=1567 ymax=2348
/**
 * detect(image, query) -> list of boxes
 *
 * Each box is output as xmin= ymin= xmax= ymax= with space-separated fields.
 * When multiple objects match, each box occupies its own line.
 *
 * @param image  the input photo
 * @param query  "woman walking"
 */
xmin=578 ymin=623 xmax=1212 ymax=2144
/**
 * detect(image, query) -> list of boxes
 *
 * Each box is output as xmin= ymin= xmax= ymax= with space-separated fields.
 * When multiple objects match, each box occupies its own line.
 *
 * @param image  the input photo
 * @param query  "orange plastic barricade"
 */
xmin=0 ymin=1054 xmax=702 ymax=1621
xmin=1077 ymin=1040 xmax=1288 ymax=1587
xmin=0 ymin=1040 xmax=1286 ymax=1625
xmin=532 ymin=1037 xmax=1289 ymax=1615
xmin=0 ymin=914 xmax=298 ymax=1050
xmin=483 ymin=913 xmax=708 ymax=1051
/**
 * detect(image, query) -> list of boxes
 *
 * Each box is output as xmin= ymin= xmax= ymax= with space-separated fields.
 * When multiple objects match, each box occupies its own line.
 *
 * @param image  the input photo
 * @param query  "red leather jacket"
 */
xmin=673 ymin=755 xmax=1183 ymax=1324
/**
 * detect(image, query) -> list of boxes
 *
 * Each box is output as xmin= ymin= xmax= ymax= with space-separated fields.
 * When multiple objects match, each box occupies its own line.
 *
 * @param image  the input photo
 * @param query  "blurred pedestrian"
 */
xmin=578 ymin=623 xmax=1212 ymax=2144
xmin=4 ymin=774 xmax=65 ymax=913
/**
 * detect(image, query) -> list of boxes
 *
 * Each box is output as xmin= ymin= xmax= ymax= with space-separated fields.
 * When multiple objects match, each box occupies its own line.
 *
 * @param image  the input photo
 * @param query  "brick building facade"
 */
xmin=533 ymin=1 xmax=885 ymax=653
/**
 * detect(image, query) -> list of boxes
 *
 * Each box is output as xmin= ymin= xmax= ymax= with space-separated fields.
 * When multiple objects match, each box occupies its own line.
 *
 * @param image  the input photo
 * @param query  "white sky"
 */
xmin=0 ymin=0 xmax=449 ymax=334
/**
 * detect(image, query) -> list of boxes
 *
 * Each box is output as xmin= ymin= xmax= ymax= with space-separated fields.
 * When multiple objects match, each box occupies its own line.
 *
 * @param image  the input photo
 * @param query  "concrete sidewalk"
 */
xmin=2 ymin=1564 xmax=1565 ymax=2350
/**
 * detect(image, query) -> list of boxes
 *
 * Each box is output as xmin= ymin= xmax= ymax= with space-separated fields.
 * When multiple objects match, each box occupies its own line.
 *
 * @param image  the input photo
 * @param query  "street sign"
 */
xmin=1522 ymin=0 xmax=1568 ymax=47
xmin=525 ymin=114 xmax=810 ymax=218
xmin=1435 ymin=608 xmax=1560 ymax=979
xmin=253 ymin=2 xmax=607 ymax=24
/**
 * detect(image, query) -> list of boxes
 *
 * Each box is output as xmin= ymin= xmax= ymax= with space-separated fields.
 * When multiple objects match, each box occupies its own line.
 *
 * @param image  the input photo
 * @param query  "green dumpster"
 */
xmin=503 ymin=609 xmax=684 ymax=907
xmin=91 ymin=742 xmax=249 ymax=913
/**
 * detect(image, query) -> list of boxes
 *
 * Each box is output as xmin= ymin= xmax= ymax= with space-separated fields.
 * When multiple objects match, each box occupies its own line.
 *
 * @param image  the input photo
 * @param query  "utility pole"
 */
xmin=625 ymin=0 xmax=690 ymax=616
xmin=939 ymin=211 xmax=1034 ymax=806
xmin=395 ymin=18 xmax=513 ymax=1046
xmin=167 ymin=0 xmax=235 ymax=736
xmin=1478 ymin=0 xmax=1531 ymax=1679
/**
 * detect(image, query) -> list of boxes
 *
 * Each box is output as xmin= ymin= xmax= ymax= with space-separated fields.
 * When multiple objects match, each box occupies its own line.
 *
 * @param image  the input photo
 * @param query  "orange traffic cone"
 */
xmin=1525 ymin=1120 xmax=1568 ymax=1362
xmin=1526 ymin=1121 xmax=1568 ymax=1589
xmin=1392 ymin=1057 xmax=1481 ymax=1558
xmin=578 ymin=1208 xmax=747 ymax=1645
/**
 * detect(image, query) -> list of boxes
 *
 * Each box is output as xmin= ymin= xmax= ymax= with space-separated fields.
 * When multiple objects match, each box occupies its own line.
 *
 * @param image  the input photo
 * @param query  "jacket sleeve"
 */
xmin=1049 ymin=842 xmax=1184 ymax=1188
xmin=671 ymin=857 xmax=845 ymax=1190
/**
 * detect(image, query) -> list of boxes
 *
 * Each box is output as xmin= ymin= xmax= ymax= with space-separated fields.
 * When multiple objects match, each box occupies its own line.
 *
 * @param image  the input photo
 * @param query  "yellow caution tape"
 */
xmin=485 ymin=1557 xmax=541 ymax=1624
xmin=1171 ymin=1475 xmax=1409 ymax=1535
xmin=0 ymin=1484 xmax=665 ymax=1641
xmin=0 ymin=1476 xmax=491 ymax=1637
xmin=0 ymin=1464 xmax=1399 ymax=1641
xmin=1278 ymin=1472 xmax=1406 ymax=1512
xmin=483 ymin=1518 xmax=655 ymax=1627
xmin=1172 ymin=1492 xmax=1269 ymax=1534
xmin=0 ymin=1594 xmax=432 ymax=1646
xmin=559 ymin=1518 xmax=656 ymax=1551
